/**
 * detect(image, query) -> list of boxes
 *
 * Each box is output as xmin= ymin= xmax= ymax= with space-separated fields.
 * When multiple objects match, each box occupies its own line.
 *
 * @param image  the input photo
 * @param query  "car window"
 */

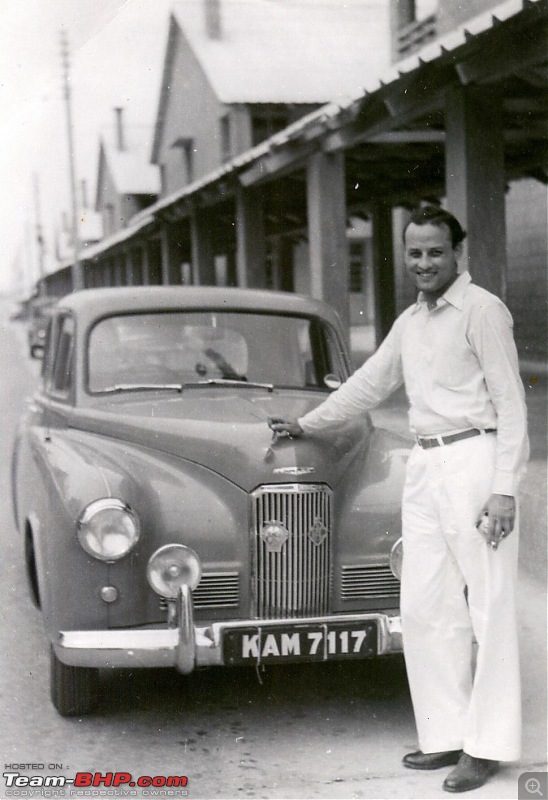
xmin=41 ymin=317 xmax=56 ymax=380
xmin=88 ymin=311 xmax=347 ymax=393
xmin=48 ymin=315 xmax=75 ymax=398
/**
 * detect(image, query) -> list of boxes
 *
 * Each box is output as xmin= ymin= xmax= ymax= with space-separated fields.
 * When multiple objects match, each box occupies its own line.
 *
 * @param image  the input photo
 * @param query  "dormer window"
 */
xmin=220 ymin=115 xmax=231 ymax=162
xmin=171 ymin=137 xmax=195 ymax=184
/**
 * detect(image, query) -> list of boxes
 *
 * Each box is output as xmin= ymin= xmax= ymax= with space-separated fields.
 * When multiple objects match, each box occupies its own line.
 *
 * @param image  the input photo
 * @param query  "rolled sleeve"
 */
xmin=468 ymin=300 xmax=529 ymax=496
xmin=299 ymin=316 xmax=405 ymax=434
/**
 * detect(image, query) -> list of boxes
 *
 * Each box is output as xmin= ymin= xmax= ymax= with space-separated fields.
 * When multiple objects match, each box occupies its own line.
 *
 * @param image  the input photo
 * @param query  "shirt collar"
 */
xmin=412 ymin=271 xmax=471 ymax=313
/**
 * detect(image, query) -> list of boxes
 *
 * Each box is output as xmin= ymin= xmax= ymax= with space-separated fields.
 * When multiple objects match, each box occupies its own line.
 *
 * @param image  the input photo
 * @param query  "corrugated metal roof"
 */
xmin=171 ymin=0 xmax=390 ymax=104
xmin=78 ymin=214 xmax=155 ymax=261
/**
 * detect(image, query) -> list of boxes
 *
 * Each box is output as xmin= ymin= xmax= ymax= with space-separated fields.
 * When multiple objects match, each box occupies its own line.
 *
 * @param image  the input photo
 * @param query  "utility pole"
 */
xmin=33 ymin=173 xmax=46 ymax=295
xmin=60 ymin=29 xmax=84 ymax=292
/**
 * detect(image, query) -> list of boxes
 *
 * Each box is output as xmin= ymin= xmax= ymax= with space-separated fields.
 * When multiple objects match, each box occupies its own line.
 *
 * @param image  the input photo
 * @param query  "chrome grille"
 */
xmin=251 ymin=484 xmax=332 ymax=618
xmin=341 ymin=565 xmax=400 ymax=600
xmin=159 ymin=572 xmax=239 ymax=610
xmin=194 ymin=572 xmax=239 ymax=608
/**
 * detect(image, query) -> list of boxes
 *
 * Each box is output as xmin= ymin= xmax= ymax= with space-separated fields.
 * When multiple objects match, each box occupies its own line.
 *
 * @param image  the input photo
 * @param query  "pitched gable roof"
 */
xmin=152 ymin=0 xmax=389 ymax=160
xmin=96 ymin=124 xmax=161 ymax=209
xmin=171 ymin=0 xmax=388 ymax=104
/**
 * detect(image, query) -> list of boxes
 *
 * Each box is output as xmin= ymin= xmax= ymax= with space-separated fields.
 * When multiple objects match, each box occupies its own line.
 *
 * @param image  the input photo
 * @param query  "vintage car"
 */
xmin=11 ymin=286 xmax=409 ymax=716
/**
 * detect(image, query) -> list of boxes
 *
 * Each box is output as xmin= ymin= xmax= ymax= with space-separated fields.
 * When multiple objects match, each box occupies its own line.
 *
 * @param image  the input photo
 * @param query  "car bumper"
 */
xmin=54 ymin=587 xmax=402 ymax=671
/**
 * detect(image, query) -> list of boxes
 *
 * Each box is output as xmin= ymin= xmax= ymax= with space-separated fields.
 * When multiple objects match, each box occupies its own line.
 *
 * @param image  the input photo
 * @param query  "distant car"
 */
xmin=27 ymin=296 xmax=57 ymax=358
xmin=11 ymin=286 xmax=409 ymax=716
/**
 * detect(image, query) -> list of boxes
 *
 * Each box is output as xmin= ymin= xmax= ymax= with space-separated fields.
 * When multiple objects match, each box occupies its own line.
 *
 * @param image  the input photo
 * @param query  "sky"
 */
xmin=0 ymin=0 xmax=173 ymax=294
xmin=0 ymin=0 xmax=438 ymax=295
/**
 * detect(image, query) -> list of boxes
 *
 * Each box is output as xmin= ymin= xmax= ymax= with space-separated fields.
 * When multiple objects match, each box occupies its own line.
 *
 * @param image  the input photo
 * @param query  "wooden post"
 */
xmin=160 ymin=227 xmax=171 ymax=285
xmin=235 ymin=185 xmax=266 ymax=287
xmin=125 ymin=249 xmax=134 ymax=286
xmin=142 ymin=240 xmax=150 ymax=285
xmin=445 ymin=85 xmax=506 ymax=298
xmin=306 ymin=151 xmax=350 ymax=339
xmin=371 ymin=202 xmax=396 ymax=345
xmin=190 ymin=208 xmax=216 ymax=285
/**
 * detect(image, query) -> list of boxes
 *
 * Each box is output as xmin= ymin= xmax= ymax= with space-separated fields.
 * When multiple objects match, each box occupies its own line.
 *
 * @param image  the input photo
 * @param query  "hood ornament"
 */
xmin=260 ymin=522 xmax=289 ymax=552
xmin=273 ymin=466 xmax=315 ymax=476
xmin=308 ymin=517 xmax=328 ymax=546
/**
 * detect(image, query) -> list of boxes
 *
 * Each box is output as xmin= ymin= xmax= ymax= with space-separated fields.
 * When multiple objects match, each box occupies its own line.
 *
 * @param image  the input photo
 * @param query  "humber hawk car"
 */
xmin=11 ymin=286 xmax=409 ymax=716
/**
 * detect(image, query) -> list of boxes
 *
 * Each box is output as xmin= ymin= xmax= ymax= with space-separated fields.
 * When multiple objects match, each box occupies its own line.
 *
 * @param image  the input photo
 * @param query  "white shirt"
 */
xmin=299 ymin=272 xmax=529 ymax=496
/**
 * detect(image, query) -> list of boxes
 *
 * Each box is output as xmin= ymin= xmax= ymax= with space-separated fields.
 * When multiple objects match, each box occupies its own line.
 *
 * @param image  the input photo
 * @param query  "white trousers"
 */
xmin=400 ymin=433 xmax=521 ymax=761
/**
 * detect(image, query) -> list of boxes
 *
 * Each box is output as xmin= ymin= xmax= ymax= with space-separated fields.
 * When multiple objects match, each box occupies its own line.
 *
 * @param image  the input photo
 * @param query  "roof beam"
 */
xmin=455 ymin=22 xmax=548 ymax=85
xmin=504 ymin=96 xmax=548 ymax=113
xmin=367 ymin=130 xmax=445 ymax=143
xmin=323 ymin=96 xmax=442 ymax=153
xmin=239 ymin=141 xmax=316 ymax=187
xmin=382 ymin=64 xmax=458 ymax=119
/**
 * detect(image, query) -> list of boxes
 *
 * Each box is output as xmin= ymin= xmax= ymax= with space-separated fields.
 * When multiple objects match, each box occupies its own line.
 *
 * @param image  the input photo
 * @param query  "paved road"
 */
xmin=0 ymin=296 xmax=545 ymax=800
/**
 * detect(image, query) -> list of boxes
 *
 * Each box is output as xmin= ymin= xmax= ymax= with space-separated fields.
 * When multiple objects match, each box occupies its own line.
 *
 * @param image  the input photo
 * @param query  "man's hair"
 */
xmin=404 ymin=205 xmax=467 ymax=248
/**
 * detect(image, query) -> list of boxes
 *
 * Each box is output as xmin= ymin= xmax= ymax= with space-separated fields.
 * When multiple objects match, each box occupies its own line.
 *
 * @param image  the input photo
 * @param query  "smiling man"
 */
xmin=269 ymin=205 xmax=529 ymax=793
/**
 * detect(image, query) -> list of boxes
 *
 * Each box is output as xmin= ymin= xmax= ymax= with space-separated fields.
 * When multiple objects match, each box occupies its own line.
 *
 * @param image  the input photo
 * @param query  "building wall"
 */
xmin=99 ymin=166 xmax=119 ymax=238
xmin=436 ymin=0 xmax=503 ymax=35
xmin=155 ymin=27 xmax=233 ymax=197
xmin=391 ymin=0 xmax=506 ymax=60
xmin=120 ymin=194 xmax=142 ymax=229
xmin=506 ymin=179 xmax=548 ymax=361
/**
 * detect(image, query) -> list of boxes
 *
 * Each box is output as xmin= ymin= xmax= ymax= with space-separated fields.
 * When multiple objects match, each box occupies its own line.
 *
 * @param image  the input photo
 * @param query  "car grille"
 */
xmin=194 ymin=572 xmax=239 ymax=608
xmin=340 ymin=565 xmax=400 ymax=600
xmin=251 ymin=483 xmax=332 ymax=619
xmin=158 ymin=572 xmax=239 ymax=611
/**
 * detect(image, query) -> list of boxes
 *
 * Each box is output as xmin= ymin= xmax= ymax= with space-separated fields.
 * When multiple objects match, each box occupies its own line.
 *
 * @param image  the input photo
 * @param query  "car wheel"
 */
xmin=50 ymin=647 xmax=99 ymax=717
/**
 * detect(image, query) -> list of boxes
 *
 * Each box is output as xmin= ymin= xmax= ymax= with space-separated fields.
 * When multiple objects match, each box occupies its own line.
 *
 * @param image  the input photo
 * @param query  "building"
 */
xmin=95 ymin=108 xmax=160 ymax=239
xmin=152 ymin=0 xmax=389 ymax=197
xmin=390 ymin=0 xmax=548 ymax=362
xmin=40 ymin=0 xmax=547 ymax=366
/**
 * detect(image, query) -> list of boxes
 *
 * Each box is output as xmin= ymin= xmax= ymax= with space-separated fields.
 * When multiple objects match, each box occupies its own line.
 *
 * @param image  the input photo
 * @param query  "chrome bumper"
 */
xmin=54 ymin=586 xmax=402 ymax=670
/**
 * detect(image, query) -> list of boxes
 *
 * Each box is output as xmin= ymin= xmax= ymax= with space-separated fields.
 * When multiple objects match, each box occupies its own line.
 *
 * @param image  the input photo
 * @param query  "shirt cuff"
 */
xmin=298 ymin=415 xmax=321 ymax=435
xmin=491 ymin=470 xmax=517 ymax=497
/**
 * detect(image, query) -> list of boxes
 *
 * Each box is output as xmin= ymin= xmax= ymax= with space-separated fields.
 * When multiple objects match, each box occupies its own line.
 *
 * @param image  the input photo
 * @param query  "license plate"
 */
xmin=223 ymin=622 xmax=377 ymax=665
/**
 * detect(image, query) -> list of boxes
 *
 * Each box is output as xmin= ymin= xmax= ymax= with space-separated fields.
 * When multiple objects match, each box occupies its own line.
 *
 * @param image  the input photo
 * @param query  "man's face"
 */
xmin=404 ymin=222 xmax=461 ymax=299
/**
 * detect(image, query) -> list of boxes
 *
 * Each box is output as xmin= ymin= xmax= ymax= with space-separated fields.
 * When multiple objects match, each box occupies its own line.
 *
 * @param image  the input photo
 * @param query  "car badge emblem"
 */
xmin=260 ymin=522 xmax=289 ymax=553
xmin=308 ymin=517 xmax=328 ymax=546
xmin=273 ymin=466 xmax=315 ymax=476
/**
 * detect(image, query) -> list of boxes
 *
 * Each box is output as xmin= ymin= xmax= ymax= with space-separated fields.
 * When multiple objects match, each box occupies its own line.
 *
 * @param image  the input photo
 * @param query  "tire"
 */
xmin=50 ymin=646 xmax=99 ymax=717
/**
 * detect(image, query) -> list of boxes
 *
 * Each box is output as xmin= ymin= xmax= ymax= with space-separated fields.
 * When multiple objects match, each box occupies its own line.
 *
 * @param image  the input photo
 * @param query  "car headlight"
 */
xmin=77 ymin=499 xmax=140 ymax=561
xmin=147 ymin=544 xmax=202 ymax=598
xmin=389 ymin=537 xmax=403 ymax=581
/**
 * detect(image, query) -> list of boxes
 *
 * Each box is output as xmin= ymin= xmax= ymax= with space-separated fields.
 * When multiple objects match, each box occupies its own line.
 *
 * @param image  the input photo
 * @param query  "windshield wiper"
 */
xmin=97 ymin=383 xmax=183 ymax=394
xmin=181 ymin=378 xmax=274 ymax=392
xmin=98 ymin=378 xmax=275 ymax=394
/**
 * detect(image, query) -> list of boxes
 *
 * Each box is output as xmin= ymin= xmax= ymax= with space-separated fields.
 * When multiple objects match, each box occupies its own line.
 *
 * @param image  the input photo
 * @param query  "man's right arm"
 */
xmin=268 ymin=316 xmax=405 ymax=436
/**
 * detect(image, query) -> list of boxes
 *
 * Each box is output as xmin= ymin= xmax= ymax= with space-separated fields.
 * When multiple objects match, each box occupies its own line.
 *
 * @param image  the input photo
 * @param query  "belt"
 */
xmin=416 ymin=428 xmax=496 ymax=449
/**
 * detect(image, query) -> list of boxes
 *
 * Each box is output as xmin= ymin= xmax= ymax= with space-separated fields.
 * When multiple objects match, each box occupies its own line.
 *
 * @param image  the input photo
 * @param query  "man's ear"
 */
xmin=454 ymin=241 xmax=463 ymax=260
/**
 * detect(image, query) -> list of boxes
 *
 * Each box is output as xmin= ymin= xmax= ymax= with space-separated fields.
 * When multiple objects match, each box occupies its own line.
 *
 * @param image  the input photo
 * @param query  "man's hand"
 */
xmin=478 ymin=494 xmax=516 ymax=550
xmin=268 ymin=417 xmax=303 ymax=437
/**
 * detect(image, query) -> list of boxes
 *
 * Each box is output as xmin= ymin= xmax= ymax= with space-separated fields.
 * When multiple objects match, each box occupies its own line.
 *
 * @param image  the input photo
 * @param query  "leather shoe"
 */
xmin=443 ymin=752 xmax=499 ymax=792
xmin=402 ymin=749 xmax=462 ymax=770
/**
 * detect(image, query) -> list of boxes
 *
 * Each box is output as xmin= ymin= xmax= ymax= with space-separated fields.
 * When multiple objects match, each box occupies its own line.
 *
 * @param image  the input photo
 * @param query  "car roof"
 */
xmin=56 ymin=286 xmax=343 ymax=329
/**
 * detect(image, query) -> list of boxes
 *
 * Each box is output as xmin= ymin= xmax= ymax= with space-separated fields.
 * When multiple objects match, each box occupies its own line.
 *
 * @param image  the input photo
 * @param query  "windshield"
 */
xmin=87 ymin=311 xmax=347 ymax=393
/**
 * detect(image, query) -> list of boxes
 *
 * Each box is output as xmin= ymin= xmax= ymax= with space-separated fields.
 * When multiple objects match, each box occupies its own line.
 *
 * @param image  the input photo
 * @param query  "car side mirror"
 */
xmin=324 ymin=373 xmax=342 ymax=390
xmin=30 ymin=344 xmax=45 ymax=360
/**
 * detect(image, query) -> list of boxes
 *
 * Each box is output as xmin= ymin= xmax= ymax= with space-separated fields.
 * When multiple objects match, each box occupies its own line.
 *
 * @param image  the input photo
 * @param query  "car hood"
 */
xmin=71 ymin=389 xmax=373 ymax=492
